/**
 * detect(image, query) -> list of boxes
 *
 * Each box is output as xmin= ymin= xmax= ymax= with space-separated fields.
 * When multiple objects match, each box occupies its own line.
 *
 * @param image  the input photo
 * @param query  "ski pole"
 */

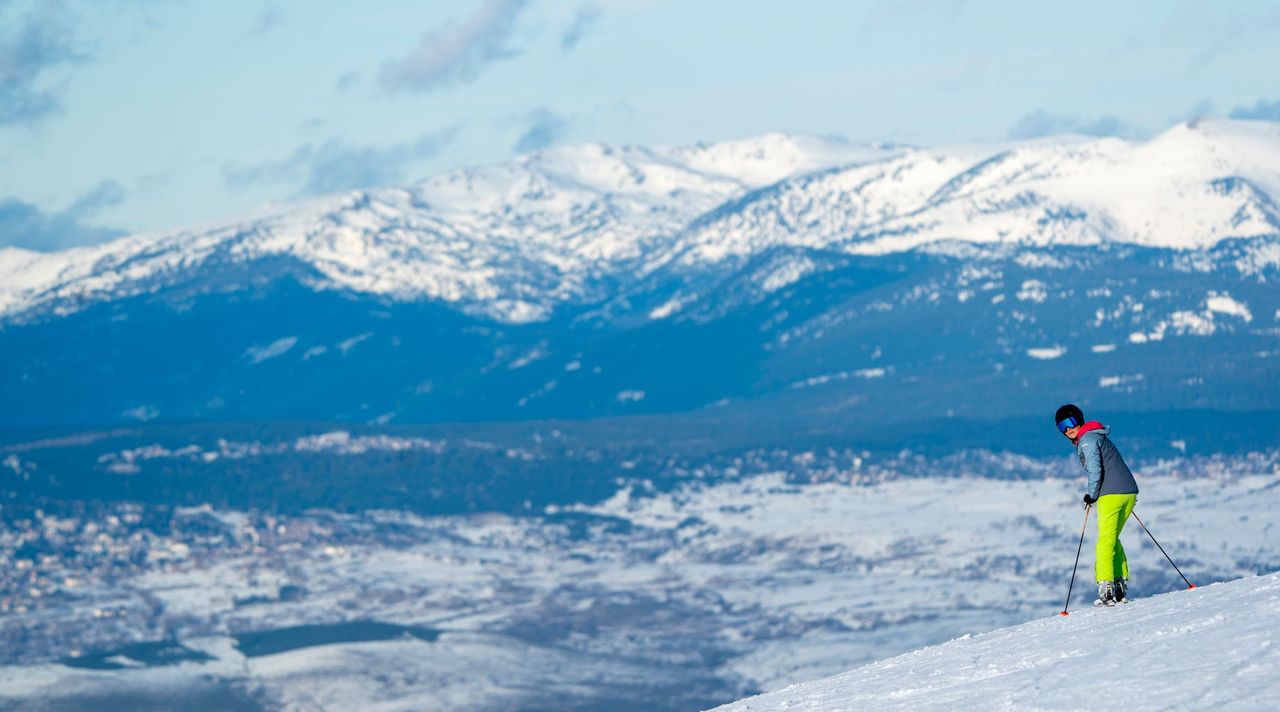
xmin=1060 ymin=504 xmax=1091 ymax=616
xmin=1130 ymin=511 xmax=1195 ymax=589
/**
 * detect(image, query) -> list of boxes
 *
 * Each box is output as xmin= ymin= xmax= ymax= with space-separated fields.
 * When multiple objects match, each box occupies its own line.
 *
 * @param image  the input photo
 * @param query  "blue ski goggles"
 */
xmin=1056 ymin=415 xmax=1082 ymax=434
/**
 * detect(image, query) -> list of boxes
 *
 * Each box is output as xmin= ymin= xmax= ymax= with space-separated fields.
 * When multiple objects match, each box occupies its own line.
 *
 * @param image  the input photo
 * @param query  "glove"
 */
xmin=1083 ymin=494 xmax=1096 ymax=506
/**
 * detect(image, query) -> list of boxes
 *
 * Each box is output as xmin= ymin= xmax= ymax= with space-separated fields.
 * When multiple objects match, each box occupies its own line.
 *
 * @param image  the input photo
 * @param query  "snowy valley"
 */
xmin=1 ymin=459 xmax=1276 ymax=710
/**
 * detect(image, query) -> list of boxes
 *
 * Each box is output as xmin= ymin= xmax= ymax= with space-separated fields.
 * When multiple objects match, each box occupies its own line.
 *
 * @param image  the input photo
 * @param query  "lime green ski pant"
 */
xmin=1095 ymin=493 xmax=1137 ymax=582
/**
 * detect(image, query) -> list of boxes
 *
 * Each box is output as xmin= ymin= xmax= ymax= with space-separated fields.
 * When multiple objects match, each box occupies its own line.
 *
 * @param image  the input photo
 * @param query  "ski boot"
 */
xmin=1093 ymin=580 xmax=1116 ymax=607
xmin=1113 ymin=578 xmax=1129 ymax=604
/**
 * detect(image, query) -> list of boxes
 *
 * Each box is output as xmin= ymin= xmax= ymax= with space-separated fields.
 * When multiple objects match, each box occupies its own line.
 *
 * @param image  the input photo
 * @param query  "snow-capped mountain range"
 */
xmin=3 ymin=119 xmax=1278 ymax=325
xmin=0 ymin=134 xmax=892 ymax=324
xmin=2 ymin=120 xmax=1279 ymax=432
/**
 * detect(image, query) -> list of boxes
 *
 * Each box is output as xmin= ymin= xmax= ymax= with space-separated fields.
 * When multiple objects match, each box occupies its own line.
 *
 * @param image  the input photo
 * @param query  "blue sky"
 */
xmin=2 ymin=0 xmax=1280 ymax=250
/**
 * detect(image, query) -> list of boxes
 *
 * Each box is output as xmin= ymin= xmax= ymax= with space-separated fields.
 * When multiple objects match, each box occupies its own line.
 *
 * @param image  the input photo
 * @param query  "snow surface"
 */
xmin=656 ymin=120 xmax=1280 ymax=265
xmin=711 ymin=571 xmax=1280 ymax=712
xmin=244 ymin=336 xmax=298 ymax=364
xmin=1206 ymin=291 xmax=1253 ymax=321
xmin=1026 ymin=346 xmax=1065 ymax=360
xmin=3 ymin=120 xmax=1279 ymax=324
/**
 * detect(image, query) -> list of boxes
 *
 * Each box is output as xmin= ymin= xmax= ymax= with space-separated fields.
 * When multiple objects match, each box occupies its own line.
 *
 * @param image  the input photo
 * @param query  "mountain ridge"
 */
xmin=3 ymin=121 xmax=1279 ymax=431
xmin=3 ymin=119 xmax=1279 ymax=327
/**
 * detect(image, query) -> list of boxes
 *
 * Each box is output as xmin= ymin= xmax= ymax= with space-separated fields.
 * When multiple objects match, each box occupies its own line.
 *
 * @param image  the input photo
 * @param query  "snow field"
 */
xmin=710 ymin=570 xmax=1280 ymax=711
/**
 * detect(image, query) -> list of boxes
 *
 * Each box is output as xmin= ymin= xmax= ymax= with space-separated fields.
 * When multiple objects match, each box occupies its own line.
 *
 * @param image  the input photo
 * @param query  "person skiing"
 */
xmin=1056 ymin=404 xmax=1139 ymax=606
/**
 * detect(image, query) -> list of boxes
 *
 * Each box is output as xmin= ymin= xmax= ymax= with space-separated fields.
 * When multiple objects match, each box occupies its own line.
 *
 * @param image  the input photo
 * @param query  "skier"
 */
xmin=1055 ymin=404 xmax=1139 ymax=606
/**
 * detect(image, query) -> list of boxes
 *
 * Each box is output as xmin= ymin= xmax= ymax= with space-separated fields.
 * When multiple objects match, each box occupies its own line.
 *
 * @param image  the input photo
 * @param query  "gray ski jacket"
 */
xmin=1076 ymin=424 xmax=1139 ymax=500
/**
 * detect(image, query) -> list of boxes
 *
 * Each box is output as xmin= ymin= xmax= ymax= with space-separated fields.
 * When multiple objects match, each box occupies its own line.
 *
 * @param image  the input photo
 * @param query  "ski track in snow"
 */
xmin=710 ymin=571 xmax=1280 ymax=712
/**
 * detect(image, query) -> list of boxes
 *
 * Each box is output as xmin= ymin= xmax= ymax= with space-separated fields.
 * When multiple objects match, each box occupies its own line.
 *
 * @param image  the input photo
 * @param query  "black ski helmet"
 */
xmin=1055 ymin=403 xmax=1084 ymax=427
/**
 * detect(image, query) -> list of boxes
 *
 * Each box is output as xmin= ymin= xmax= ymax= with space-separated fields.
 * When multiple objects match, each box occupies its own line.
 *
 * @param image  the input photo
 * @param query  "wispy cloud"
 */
xmin=0 ymin=2 xmax=88 ymax=127
xmin=859 ymin=0 xmax=968 ymax=36
xmin=1228 ymin=98 xmax=1280 ymax=122
xmin=1175 ymin=4 xmax=1280 ymax=74
xmin=243 ymin=4 xmax=283 ymax=40
xmin=336 ymin=71 xmax=360 ymax=92
xmin=513 ymin=109 xmax=569 ymax=154
xmin=225 ymin=126 xmax=461 ymax=196
xmin=1180 ymin=100 xmax=1216 ymax=123
xmin=560 ymin=2 xmax=601 ymax=51
xmin=66 ymin=178 xmax=126 ymax=216
xmin=0 ymin=180 xmax=126 ymax=250
xmin=380 ymin=0 xmax=530 ymax=92
xmin=1007 ymin=109 xmax=1130 ymax=140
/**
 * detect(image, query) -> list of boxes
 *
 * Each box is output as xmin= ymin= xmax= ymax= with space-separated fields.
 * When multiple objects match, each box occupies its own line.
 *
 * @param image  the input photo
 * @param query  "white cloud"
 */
xmin=380 ymin=0 xmax=530 ymax=92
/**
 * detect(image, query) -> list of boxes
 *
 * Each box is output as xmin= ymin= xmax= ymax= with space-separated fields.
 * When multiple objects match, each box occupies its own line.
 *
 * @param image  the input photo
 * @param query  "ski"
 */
xmin=1092 ymin=597 xmax=1131 ymax=607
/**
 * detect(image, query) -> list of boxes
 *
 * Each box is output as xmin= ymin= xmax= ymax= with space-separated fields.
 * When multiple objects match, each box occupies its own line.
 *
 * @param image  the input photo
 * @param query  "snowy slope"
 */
xmin=711 ymin=571 xmax=1280 ymax=712
xmin=2 ymin=120 xmax=1278 ymax=325
xmin=0 ymin=134 xmax=892 ymax=324
xmin=658 ymin=120 xmax=1280 ymax=267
